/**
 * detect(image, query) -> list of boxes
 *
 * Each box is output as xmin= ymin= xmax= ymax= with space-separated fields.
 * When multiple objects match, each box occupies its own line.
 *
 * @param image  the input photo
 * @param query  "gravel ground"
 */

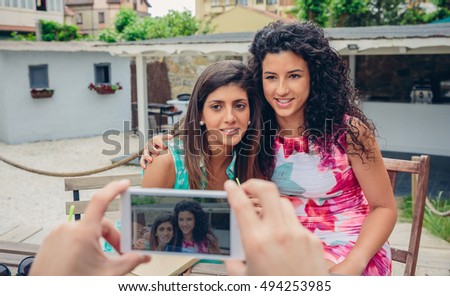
xmin=0 ymin=133 xmax=143 ymax=236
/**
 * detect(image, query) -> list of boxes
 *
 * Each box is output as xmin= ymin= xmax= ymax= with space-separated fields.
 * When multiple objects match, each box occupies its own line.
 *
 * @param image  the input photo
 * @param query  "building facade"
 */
xmin=66 ymin=0 xmax=150 ymax=36
xmin=195 ymin=0 xmax=295 ymax=20
xmin=0 ymin=0 xmax=65 ymax=38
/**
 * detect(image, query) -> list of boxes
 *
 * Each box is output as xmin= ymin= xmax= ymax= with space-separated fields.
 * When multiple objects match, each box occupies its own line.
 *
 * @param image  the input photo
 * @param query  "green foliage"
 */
xmin=40 ymin=20 xmax=80 ymax=41
xmin=99 ymin=8 xmax=210 ymax=42
xmin=10 ymin=31 xmax=36 ymax=41
xmin=292 ymin=0 xmax=331 ymax=26
xmin=10 ymin=20 xmax=80 ymax=41
xmin=114 ymin=8 xmax=138 ymax=33
xmin=164 ymin=10 xmax=200 ymax=36
xmin=292 ymin=0 xmax=450 ymax=27
xmin=131 ymin=196 xmax=159 ymax=206
xmin=330 ymin=0 xmax=369 ymax=26
xmin=122 ymin=18 xmax=152 ymax=41
xmin=98 ymin=28 xmax=119 ymax=43
xmin=399 ymin=193 xmax=450 ymax=243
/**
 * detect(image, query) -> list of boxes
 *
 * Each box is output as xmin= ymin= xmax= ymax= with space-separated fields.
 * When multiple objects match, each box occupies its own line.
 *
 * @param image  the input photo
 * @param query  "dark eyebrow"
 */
xmin=208 ymin=98 xmax=248 ymax=104
xmin=263 ymin=69 xmax=304 ymax=75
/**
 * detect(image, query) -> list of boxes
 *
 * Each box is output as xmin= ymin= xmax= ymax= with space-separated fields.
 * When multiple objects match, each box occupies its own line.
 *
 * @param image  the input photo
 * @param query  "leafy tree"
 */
xmin=11 ymin=20 xmax=80 ymax=41
xmin=99 ymin=8 xmax=211 ymax=42
xmin=291 ymin=0 xmax=331 ymax=27
xmin=98 ymin=28 xmax=120 ymax=43
xmin=291 ymin=0 xmax=449 ymax=27
xmin=330 ymin=0 xmax=369 ymax=27
xmin=114 ymin=8 xmax=138 ymax=33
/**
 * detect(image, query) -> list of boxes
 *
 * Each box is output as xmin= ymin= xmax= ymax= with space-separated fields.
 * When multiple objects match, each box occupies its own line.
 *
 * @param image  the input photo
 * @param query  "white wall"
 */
xmin=0 ymin=50 xmax=131 ymax=144
xmin=362 ymin=102 xmax=450 ymax=157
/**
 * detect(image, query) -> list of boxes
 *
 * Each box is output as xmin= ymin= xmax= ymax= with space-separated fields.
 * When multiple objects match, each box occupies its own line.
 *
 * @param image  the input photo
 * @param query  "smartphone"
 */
xmin=121 ymin=188 xmax=244 ymax=260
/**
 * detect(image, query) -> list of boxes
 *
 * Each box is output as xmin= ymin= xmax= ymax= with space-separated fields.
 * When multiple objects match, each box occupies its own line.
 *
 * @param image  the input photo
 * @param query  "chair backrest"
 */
xmin=383 ymin=155 xmax=430 ymax=276
xmin=64 ymin=173 xmax=141 ymax=218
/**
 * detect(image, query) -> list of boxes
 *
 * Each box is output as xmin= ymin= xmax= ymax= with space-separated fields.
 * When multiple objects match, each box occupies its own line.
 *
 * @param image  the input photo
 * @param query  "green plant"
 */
xmin=88 ymin=82 xmax=122 ymax=93
xmin=10 ymin=31 xmax=36 ymax=41
xmin=40 ymin=20 xmax=80 ymax=41
xmin=399 ymin=192 xmax=450 ymax=243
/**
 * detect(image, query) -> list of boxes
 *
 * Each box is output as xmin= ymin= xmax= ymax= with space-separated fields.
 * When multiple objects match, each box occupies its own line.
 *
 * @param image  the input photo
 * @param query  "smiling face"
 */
xmin=201 ymin=83 xmax=250 ymax=150
xmin=178 ymin=211 xmax=195 ymax=237
xmin=155 ymin=221 xmax=173 ymax=247
xmin=262 ymin=50 xmax=311 ymax=131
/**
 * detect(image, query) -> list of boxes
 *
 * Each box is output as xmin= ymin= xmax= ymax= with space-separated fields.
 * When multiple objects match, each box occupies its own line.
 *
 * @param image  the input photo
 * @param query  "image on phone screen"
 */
xmin=130 ymin=194 xmax=230 ymax=256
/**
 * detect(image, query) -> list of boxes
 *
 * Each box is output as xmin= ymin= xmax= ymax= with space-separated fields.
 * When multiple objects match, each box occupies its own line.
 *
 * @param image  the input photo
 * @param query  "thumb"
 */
xmin=108 ymin=254 xmax=151 ymax=275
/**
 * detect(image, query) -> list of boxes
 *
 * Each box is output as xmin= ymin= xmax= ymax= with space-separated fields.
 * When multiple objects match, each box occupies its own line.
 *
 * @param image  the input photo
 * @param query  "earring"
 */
xmin=199 ymin=121 xmax=205 ymax=126
xmin=248 ymin=120 xmax=251 ymax=126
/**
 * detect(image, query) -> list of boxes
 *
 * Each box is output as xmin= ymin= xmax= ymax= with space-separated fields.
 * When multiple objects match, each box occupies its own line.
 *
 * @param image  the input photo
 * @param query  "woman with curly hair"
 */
xmin=248 ymin=21 xmax=397 ymax=276
xmin=170 ymin=200 xmax=220 ymax=254
xmin=140 ymin=21 xmax=397 ymax=275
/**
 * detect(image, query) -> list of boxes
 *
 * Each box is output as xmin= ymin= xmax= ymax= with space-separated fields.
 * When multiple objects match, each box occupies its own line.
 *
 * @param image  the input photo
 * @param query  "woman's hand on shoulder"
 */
xmin=141 ymin=148 xmax=175 ymax=188
xmin=140 ymin=134 xmax=174 ymax=169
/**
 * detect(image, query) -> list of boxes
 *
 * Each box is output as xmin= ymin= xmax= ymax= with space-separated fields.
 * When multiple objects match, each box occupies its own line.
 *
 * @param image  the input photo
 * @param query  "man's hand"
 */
xmin=224 ymin=179 xmax=327 ymax=276
xmin=30 ymin=180 xmax=150 ymax=276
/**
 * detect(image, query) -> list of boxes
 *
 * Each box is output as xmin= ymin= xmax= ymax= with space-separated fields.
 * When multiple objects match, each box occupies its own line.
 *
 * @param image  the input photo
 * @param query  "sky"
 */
xmin=149 ymin=0 xmax=196 ymax=17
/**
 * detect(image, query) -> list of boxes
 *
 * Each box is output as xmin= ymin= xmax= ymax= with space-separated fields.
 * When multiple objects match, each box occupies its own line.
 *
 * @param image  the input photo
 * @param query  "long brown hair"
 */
xmin=181 ymin=60 xmax=263 ymax=189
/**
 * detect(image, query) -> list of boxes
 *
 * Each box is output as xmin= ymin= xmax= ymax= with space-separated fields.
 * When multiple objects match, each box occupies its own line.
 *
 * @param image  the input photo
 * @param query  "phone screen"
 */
xmin=130 ymin=194 xmax=230 ymax=256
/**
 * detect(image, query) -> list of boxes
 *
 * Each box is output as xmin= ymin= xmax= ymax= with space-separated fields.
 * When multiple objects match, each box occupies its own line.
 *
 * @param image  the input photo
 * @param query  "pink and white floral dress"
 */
xmin=271 ymin=134 xmax=392 ymax=276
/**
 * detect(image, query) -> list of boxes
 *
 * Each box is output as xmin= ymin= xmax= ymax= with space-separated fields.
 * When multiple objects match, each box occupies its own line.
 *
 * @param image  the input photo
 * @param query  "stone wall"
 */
xmin=164 ymin=55 xmax=244 ymax=98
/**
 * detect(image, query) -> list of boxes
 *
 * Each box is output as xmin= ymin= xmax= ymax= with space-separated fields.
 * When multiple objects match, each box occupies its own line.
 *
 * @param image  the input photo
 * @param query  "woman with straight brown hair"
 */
xmin=141 ymin=60 xmax=264 ymax=190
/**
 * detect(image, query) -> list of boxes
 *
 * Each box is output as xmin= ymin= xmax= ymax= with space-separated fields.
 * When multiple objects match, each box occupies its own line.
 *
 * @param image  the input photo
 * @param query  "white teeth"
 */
xmin=222 ymin=128 xmax=238 ymax=132
xmin=277 ymin=99 xmax=291 ymax=103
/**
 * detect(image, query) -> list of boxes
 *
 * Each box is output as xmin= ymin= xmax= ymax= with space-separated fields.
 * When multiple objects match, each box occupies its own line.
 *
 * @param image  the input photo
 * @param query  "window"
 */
xmin=94 ymin=63 xmax=111 ymax=85
xmin=98 ymin=12 xmax=105 ymax=24
xmin=29 ymin=65 xmax=49 ymax=88
xmin=36 ymin=0 xmax=47 ymax=11
xmin=76 ymin=13 xmax=83 ymax=25
xmin=237 ymin=0 xmax=248 ymax=5
xmin=267 ymin=0 xmax=277 ymax=4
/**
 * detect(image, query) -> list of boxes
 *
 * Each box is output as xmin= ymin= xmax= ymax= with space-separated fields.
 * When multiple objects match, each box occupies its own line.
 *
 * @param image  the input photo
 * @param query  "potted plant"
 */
xmin=88 ymin=82 xmax=122 ymax=95
xmin=30 ymin=88 xmax=54 ymax=99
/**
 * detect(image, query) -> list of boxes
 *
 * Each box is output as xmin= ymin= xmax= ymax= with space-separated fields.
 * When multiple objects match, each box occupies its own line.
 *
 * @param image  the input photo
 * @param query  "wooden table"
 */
xmin=190 ymin=262 xmax=228 ymax=276
xmin=0 ymin=240 xmax=39 ymax=275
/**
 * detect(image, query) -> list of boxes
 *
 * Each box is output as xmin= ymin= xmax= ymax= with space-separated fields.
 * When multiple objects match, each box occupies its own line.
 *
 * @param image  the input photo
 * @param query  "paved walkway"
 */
xmin=390 ymin=223 xmax=450 ymax=275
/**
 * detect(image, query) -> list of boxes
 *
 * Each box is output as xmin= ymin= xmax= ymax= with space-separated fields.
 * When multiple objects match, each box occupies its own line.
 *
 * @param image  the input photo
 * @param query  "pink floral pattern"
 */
xmin=181 ymin=239 xmax=208 ymax=254
xmin=272 ymin=135 xmax=391 ymax=276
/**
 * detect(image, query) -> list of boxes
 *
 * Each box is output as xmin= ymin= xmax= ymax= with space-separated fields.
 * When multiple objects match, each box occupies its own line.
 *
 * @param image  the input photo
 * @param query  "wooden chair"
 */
xmin=64 ymin=173 xmax=141 ymax=220
xmin=383 ymin=155 xmax=430 ymax=276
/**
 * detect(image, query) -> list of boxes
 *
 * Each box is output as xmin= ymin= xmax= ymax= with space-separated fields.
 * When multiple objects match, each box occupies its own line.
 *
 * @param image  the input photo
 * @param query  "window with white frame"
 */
xmin=94 ymin=63 xmax=111 ymax=85
xmin=29 ymin=65 xmax=49 ymax=88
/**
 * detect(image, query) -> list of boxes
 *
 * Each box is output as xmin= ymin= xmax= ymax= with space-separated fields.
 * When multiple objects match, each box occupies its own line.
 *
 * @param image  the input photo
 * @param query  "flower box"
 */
xmin=88 ymin=82 xmax=122 ymax=95
xmin=31 ymin=88 xmax=54 ymax=99
xmin=95 ymin=88 xmax=116 ymax=95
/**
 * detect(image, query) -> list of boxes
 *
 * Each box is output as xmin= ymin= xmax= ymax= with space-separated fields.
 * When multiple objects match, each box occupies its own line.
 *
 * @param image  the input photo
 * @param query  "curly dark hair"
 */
xmin=172 ymin=200 xmax=216 ymax=250
xmin=248 ymin=21 xmax=376 ymax=173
